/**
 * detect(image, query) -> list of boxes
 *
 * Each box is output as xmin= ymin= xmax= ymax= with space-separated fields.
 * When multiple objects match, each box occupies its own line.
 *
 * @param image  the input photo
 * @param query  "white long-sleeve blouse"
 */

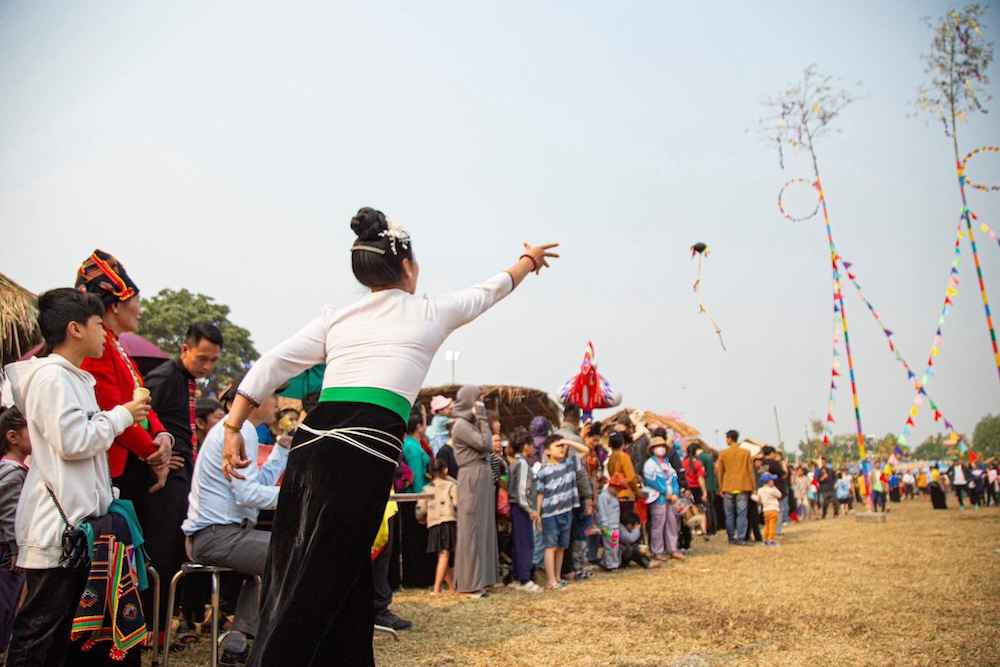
xmin=238 ymin=272 xmax=514 ymax=408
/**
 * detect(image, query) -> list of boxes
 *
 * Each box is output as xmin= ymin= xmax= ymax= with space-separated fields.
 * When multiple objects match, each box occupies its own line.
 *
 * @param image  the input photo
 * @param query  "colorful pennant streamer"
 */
xmin=817 ymin=180 xmax=866 ymax=459
xmin=957 ymin=149 xmax=1000 ymax=383
xmin=897 ymin=225 xmax=963 ymax=447
xmin=839 ymin=254 xmax=959 ymax=441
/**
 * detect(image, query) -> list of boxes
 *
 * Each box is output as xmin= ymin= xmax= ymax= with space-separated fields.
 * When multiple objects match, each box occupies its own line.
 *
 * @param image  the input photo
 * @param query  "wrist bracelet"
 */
xmin=519 ymin=254 xmax=538 ymax=271
xmin=223 ymin=421 xmax=242 ymax=433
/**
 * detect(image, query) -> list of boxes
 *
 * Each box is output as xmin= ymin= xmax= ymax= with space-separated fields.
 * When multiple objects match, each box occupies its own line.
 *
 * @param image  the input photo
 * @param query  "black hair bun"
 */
xmin=350 ymin=207 xmax=388 ymax=242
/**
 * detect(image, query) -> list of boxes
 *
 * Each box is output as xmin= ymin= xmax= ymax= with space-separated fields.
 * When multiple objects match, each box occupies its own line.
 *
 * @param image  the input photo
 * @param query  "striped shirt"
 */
xmin=536 ymin=459 xmax=580 ymax=519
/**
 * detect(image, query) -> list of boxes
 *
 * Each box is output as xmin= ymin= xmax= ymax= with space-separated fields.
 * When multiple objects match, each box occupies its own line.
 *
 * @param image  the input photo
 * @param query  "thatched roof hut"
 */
xmin=0 ymin=274 xmax=40 ymax=367
xmin=605 ymin=408 xmax=701 ymax=438
xmin=416 ymin=384 xmax=561 ymax=435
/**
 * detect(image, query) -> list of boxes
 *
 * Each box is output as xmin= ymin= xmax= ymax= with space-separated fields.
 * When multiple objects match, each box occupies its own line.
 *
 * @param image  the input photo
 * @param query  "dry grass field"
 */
xmin=158 ymin=500 xmax=1000 ymax=666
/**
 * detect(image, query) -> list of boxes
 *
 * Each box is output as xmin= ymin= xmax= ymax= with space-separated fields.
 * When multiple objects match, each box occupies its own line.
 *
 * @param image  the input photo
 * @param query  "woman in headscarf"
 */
xmin=451 ymin=385 xmax=497 ymax=597
xmin=220 ymin=208 xmax=558 ymax=665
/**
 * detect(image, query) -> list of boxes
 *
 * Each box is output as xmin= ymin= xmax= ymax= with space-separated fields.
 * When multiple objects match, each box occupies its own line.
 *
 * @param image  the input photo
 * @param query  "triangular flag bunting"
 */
xmin=905 ymin=417 xmax=915 ymax=426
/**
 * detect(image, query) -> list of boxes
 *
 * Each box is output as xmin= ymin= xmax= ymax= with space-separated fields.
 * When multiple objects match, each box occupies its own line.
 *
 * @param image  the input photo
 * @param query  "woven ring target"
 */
xmin=777 ymin=177 xmax=820 ymax=222
xmin=962 ymin=146 xmax=1000 ymax=193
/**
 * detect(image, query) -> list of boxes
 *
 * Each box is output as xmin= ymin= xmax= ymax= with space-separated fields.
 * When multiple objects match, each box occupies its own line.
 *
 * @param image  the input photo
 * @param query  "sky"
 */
xmin=2 ymin=1 xmax=999 ymax=451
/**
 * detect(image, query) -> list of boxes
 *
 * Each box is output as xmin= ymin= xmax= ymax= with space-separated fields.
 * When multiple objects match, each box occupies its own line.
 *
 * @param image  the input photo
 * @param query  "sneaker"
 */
xmin=374 ymin=611 xmax=413 ymax=631
xmin=218 ymin=631 xmax=248 ymax=666
xmin=519 ymin=581 xmax=542 ymax=593
xmin=557 ymin=579 xmax=569 ymax=589
xmin=574 ymin=569 xmax=594 ymax=581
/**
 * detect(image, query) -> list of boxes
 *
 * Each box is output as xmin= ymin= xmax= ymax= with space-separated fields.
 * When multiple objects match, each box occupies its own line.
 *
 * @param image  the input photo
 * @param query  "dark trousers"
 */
xmin=399 ymin=502 xmax=435 ymax=588
xmin=114 ymin=453 xmax=193 ymax=634
xmin=510 ymin=505 xmax=534 ymax=584
xmin=373 ymin=516 xmax=397 ymax=616
xmin=0 ymin=556 xmax=24 ymax=651
xmin=710 ymin=492 xmax=724 ymax=535
xmin=954 ymin=484 xmax=967 ymax=507
xmin=872 ymin=491 xmax=886 ymax=512
xmin=620 ymin=544 xmax=650 ymax=569
xmin=745 ymin=500 xmax=762 ymax=542
xmin=820 ymin=490 xmax=839 ymax=518
xmin=7 ymin=566 xmax=88 ymax=667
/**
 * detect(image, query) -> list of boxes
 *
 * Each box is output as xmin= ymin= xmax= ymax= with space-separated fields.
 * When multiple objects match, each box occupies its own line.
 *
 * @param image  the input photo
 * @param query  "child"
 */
xmin=674 ymin=489 xmax=709 ymax=541
xmin=417 ymin=459 xmax=459 ymax=594
xmin=619 ymin=513 xmax=657 ymax=569
xmin=0 ymin=406 xmax=30 ymax=656
xmin=835 ymin=472 xmax=852 ymax=515
xmin=535 ymin=436 xmax=584 ymax=590
xmin=755 ymin=473 xmax=783 ymax=546
xmin=507 ymin=429 xmax=541 ymax=593
xmin=596 ymin=473 xmax=624 ymax=570
xmin=3 ymin=288 xmax=150 ymax=666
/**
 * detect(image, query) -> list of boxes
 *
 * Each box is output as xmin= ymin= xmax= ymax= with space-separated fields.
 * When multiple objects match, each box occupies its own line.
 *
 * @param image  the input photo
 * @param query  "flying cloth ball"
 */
xmin=559 ymin=341 xmax=622 ymax=417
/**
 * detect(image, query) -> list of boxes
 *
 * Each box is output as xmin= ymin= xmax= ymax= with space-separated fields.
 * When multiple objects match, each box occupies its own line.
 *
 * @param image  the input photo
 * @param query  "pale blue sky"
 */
xmin=3 ymin=1 xmax=999 ymax=450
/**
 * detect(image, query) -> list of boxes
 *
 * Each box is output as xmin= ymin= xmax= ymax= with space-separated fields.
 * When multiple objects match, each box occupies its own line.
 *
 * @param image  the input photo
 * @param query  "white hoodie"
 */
xmin=4 ymin=354 xmax=133 ymax=569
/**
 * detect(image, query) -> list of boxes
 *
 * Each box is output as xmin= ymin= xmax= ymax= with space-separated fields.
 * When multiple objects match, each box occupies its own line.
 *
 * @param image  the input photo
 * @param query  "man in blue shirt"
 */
xmin=183 ymin=388 xmax=288 ymax=666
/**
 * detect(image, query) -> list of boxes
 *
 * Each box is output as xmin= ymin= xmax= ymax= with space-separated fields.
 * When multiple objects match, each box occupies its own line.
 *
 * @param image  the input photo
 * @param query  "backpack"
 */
xmin=393 ymin=461 xmax=414 ymax=492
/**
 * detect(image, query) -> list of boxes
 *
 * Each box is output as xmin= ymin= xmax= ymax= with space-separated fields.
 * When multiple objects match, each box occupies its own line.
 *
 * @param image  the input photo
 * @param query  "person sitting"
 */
xmin=619 ymin=513 xmax=656 ymax=570
xmin=195 ymin=397 xmax=225 ymax=447
xmin=182 ymin=384 xmax=288 ymax=666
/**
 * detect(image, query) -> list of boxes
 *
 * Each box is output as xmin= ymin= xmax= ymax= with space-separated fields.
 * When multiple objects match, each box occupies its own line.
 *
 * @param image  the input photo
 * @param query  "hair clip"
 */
xmin=379 ymin=221 xmax=411 ymax=256
xmin=352 ymin=244 xmax=386 ymax=255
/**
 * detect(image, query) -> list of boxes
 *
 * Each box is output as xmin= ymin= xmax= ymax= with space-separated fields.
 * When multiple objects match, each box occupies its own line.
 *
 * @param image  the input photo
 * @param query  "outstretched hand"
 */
xmin=522 ymin=242 xmax=560 ymax=274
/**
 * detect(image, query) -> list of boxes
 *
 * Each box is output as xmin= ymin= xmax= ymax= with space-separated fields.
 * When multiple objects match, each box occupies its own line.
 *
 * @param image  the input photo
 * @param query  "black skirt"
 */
xmin=426 ymin=520 xmax=457 ymax=554
xmin=246 ymin=401 xmax=403 ymax=667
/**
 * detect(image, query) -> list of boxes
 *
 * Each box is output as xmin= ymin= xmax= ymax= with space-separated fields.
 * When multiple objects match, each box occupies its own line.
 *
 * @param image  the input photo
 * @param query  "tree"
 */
xmin=915 ymin=4 xmax=993 ymax=143
xmin=139 ymin=289 xmax=258 ymax=391
xmin=914 ymin=4 xmax=999 ymax=387
xmin=757 ymin=66 xmax=868 ymax=458
xmin=914 ymin=434 xmax=947 ymax=461
xmin=972 ymin=414 xmax=1000 ymax=459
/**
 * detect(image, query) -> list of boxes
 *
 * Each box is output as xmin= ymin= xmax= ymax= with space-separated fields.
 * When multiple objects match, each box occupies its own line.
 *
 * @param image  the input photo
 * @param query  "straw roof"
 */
xmin=605 ymin=407 xmax=701 ymax=437
xmin=0 ymin=273 xmax=40 ymax=367
xmin=416 ymin=384 xmax=561 ymax=435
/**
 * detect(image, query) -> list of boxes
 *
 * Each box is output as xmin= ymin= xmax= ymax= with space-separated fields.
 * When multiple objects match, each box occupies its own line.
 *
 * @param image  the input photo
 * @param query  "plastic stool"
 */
xmin=162 ymin=563 xmax=262 ymax=667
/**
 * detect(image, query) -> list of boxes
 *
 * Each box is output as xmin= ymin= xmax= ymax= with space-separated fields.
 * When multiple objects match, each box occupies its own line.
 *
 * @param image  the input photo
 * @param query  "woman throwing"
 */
xmin=220 ymin=207 xmax=558 ymax=666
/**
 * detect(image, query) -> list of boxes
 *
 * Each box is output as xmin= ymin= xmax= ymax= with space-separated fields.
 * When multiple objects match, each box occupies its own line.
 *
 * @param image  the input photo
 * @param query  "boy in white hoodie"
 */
xmin=3 ymin=288 xmax=149 ymax=667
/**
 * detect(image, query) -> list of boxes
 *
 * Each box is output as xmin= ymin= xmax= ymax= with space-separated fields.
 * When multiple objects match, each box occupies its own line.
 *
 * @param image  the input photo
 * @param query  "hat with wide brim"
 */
xmin=647 ymin=435 xmax=669 ymax=454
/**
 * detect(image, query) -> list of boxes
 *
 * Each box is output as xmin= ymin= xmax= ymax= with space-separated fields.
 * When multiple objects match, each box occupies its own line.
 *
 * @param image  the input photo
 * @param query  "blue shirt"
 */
xmin=182 ymin=420 xmax=289 ymax=535
xmin=402 ymin=435 xmax=431 ymax=493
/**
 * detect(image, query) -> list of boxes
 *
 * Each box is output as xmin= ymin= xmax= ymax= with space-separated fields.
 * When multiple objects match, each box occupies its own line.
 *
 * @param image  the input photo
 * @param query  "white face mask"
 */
xmin=653 ymin=446 xmax=667 ymax=458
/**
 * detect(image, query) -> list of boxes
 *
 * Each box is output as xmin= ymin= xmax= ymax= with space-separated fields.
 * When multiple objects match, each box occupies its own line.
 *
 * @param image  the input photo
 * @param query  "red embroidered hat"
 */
xmin=75 ymin=249 xmax=139 ymax=305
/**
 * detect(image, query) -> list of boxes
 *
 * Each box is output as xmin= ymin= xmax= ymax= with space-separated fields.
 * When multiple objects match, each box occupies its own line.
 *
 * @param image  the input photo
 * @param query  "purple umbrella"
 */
xmin=20 ymin=333 xmax=169 ymax=376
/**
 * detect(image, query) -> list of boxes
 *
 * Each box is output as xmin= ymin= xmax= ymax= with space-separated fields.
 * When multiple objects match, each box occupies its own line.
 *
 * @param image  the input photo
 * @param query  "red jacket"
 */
xmin=82 ymin=328 xmax=165 ymax=477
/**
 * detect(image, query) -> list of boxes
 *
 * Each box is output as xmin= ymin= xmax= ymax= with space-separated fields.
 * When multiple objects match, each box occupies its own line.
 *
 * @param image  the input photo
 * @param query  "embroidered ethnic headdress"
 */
xmin=75 ymin=249 xmax=139 ymax=305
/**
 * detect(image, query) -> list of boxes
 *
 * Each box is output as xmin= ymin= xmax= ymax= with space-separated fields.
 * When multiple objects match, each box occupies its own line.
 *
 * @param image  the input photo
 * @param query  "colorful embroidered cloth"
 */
xmin=71 ymin=513 xmax=148 ymax=661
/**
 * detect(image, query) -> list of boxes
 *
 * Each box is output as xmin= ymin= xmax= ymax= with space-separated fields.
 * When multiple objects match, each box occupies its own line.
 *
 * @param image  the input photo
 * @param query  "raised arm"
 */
xmin=434 ymin=243 xmax=559 ymax=331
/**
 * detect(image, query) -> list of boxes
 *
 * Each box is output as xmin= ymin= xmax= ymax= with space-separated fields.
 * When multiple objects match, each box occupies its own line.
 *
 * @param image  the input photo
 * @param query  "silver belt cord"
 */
xmin=294 ymin=425 xmax=402 ymax=466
